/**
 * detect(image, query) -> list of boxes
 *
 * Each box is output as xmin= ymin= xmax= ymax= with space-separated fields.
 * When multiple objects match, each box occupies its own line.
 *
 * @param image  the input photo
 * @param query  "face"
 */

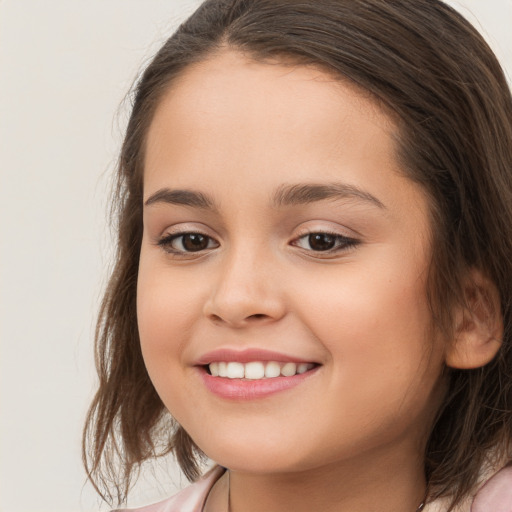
xmin=137 ymin=51 xmax=446 ymax=475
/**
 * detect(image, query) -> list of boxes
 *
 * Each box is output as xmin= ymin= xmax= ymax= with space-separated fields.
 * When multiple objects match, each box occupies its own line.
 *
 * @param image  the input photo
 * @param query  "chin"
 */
xmin=198 ymin=435 xmax=309 ymax=474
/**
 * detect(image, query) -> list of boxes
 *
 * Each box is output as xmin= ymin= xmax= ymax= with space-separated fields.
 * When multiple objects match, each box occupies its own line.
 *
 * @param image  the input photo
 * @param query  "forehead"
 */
xmin=161 ymin=50 xmax=385 ymax=119
xmin=144 ymin=50 xmax=400 ymax=186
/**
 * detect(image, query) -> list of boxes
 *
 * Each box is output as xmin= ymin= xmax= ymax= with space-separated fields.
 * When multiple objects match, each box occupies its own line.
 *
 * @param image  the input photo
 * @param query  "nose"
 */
xmin=203 ymin=245 xmax=286 ymax=328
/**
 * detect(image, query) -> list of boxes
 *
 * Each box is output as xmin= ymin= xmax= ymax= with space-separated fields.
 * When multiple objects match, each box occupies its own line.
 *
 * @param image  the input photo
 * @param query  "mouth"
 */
xmin=195 ymin=349 xmax=321 ymax=400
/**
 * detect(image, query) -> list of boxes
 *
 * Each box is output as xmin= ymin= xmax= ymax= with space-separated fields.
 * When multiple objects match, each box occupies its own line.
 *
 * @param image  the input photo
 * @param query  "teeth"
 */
xmin=297 ymin=363 xmax=309 ymax=374
xmin=208 ymin=361 xmax=314 ymax=379
xmin=281 ymin=362 xmax=297 ymax=377
xmin=218 ymin=362 xmax=228 ymax=377
xmin=265 ymin=361 xmax=281 ymax=378
xmin=226 ymin=362 xmax=244 ymax=379
xmin=210 ymin=362 xmax=219 ymax=376
xmin=245 ymin=361 xmax=265 ymax=379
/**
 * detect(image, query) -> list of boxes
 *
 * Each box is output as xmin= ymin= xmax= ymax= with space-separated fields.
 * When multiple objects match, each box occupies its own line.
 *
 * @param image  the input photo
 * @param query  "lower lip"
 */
xmin=198 ymin=366 xmax=319 ymax=400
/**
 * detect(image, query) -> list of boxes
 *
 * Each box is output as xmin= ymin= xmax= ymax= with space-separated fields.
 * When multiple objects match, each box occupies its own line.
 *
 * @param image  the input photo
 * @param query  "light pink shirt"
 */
xmin=114 ymin=466 xmax=224 ymax=512
xmin=115 ymin=465 xmax=512 ymax=512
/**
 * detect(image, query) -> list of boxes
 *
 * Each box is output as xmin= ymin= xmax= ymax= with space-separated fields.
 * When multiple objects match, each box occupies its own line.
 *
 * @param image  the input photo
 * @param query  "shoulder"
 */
xmin=113 ymin=466 xmax=225 ymax=512
xmin=424 ymin=464 xmax=512 ymax=512
xmin=471 ymin=464 xmax=512 ymax=512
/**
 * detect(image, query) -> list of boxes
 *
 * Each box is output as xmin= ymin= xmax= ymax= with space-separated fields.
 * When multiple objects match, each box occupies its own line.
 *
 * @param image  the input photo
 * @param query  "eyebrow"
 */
xmin=144 ymin=182 xmax=385 ymax=211
xmin=271 ymin=182 xmax=385 ymax=209
xmin=144 ymin=188 xmax=218 ymax=211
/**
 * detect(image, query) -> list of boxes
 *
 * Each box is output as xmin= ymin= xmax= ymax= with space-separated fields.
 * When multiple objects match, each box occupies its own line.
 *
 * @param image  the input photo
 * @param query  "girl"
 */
xmin=83 ymin=1 xmax=512 ymax=511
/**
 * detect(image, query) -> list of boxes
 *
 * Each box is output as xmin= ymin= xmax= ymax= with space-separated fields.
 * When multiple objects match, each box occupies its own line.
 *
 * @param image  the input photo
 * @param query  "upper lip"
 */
xmin=195 ymin=348 xmax=317 ymax=365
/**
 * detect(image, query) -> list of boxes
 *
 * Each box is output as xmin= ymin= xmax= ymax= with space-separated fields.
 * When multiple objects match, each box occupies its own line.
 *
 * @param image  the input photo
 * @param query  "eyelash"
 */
xmin=157 ymin=230 xmax=359 ymax=257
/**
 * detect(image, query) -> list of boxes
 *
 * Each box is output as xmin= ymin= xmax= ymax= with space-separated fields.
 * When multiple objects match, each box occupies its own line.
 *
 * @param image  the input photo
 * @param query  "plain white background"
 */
xmin=0 ymin=1 xmax=510 ymax=511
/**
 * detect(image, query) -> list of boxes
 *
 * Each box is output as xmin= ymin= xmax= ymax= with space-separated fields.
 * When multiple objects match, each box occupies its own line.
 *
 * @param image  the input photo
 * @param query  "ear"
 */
xmin=445 ymin=268 xmax=503 ymax=369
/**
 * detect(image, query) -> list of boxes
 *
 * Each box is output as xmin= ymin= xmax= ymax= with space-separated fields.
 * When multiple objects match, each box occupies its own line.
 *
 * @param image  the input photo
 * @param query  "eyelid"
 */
xmin=156 ymin=222 xmax=217 ymax=240
xmin=292 ymin=222 xmax=359 ymax=241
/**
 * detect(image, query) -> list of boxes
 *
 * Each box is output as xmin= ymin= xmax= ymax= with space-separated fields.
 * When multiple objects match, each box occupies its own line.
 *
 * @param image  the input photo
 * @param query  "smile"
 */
xmin=196 ymin=349 xmax=320 ymax=400
xmin=207 ymin=361 xmax=316 ymax=379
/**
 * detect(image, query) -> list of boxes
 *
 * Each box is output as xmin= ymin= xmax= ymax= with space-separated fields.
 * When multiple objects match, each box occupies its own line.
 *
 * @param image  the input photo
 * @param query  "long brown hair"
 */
xmin=83 ymin=0 xmax=512 ymax=508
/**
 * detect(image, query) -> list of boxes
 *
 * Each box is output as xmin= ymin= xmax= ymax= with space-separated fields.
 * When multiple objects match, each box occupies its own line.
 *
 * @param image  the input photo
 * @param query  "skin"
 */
xmin=137 ymin=50 xmax=450 ymax=512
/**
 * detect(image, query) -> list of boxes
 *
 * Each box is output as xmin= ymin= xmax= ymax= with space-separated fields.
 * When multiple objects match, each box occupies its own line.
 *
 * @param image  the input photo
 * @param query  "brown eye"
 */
xmin=308 ymin=233 xmax=336 ymax=251
xmin=181 ymin=233 xmax=209 ymax=251
xmin=292 ymin=231 xmax=359 ymax=254
xmin=158 ymin=232 xmax=219 ymax=253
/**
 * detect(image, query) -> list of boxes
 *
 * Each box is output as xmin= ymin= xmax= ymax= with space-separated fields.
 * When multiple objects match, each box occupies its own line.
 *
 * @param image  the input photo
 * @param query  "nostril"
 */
xmin=248 ymin=314 xmax=268 ymax=320
xmin=207 ymin=312 xmax=271 ymax=327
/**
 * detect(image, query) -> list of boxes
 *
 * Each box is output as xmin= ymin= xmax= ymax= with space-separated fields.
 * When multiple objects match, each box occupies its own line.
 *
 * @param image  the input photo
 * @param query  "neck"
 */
xmin=227 ymin=442 xmax=426 ymax=512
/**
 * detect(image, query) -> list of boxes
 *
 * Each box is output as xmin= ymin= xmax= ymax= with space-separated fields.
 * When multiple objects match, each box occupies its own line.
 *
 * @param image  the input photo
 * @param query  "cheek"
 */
xmin=136 ymin=252 xmax=201 ymax=375
xmin=296 ymin=254 xmax=430 ymax=334
xmin=136 ymin=259 xmax=210 ymax=422
xmin=291 ymin=252 xmax=441 ymax=399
